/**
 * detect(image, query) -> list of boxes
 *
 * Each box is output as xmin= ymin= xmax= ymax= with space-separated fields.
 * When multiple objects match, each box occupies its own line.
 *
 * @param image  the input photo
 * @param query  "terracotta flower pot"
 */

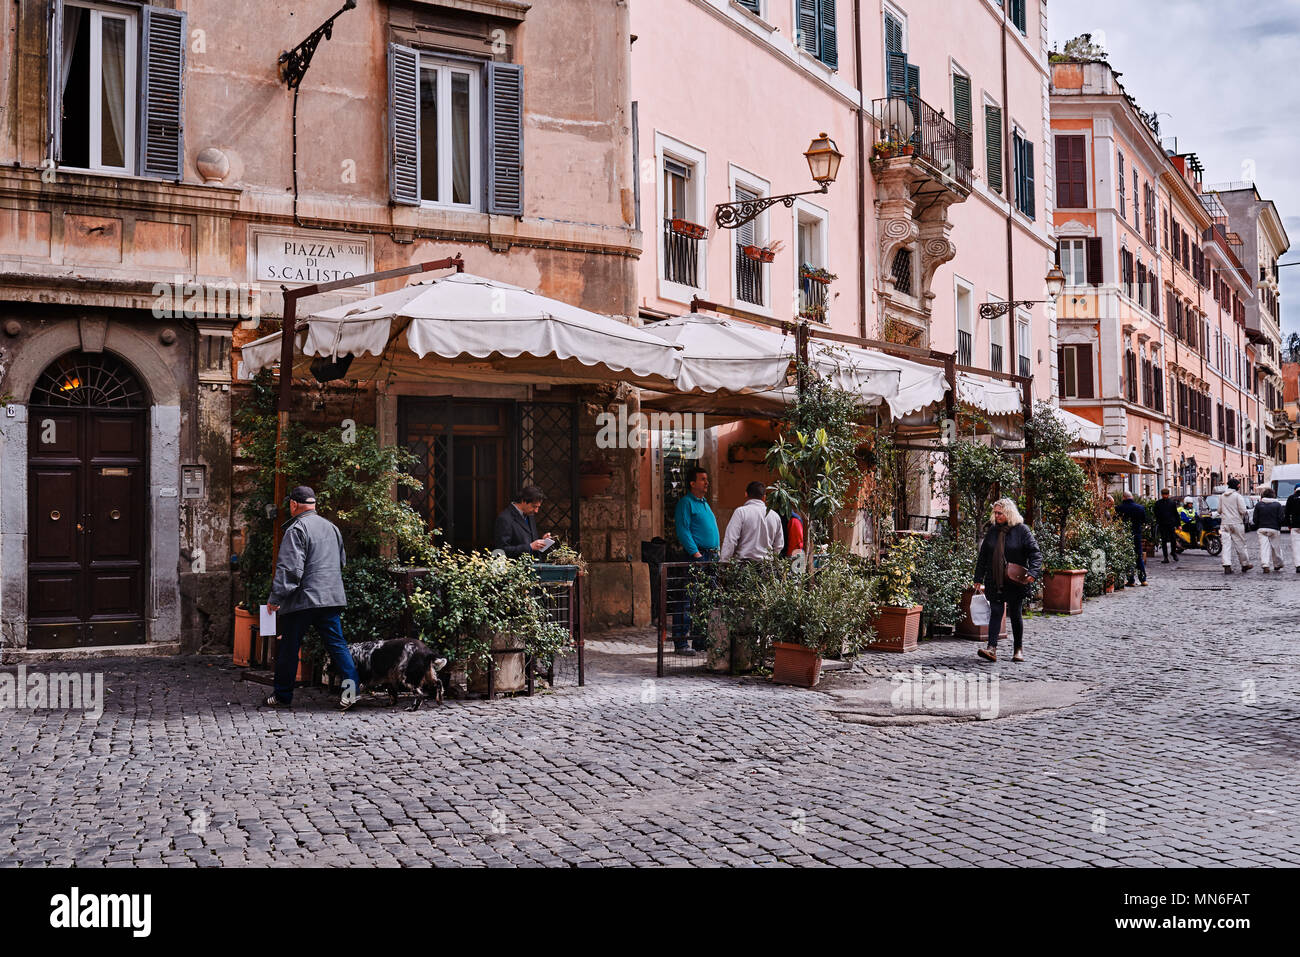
xmin=955 ymin=587 xmax=1008 ymax=642
xmin=1042 ymin=569 xmax=1087 ymax=615
xmin=233 ymin=606 xmax=256 ymax=666
xmin=772 ymin=642 xmax=822 ymax=687
xmin=870 ymin=605 xmax=922 ymax=652
xmin=578 ymin=472 xmax=612 ymax=498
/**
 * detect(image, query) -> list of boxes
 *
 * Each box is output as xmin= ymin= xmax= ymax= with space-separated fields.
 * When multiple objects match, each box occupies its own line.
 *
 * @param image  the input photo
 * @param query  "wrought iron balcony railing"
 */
xmin=957 ymin=329 xmax=973 ymax=366
xmin=664 ymin=220 xmax=701 ymax=288
xmin=735 ymin=247 xmax=764 ymax=307
xmin=872 ymin=94 xmax=974 ymax=192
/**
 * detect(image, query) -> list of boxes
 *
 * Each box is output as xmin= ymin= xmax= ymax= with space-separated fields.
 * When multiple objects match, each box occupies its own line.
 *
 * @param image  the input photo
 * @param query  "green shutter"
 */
xmin=952 ymin=74 xmax=972 ymax=133
xmin=797 ymin=0 xmax=819 ymax=56
xmin=1023 ymin=137 xmax=1035 ymax=217
xmin=985 ymin=105 xmax=1003 ymax=194
xmin=818 ymin=0 xmax=838 ymax=70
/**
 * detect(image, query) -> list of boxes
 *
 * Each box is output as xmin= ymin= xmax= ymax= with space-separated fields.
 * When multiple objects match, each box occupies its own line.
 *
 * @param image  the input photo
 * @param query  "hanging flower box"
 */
xmin=670 ymin=218 xmax=708 ymax=240
xmin=799 ymin=265 xmax=837 ymax=284
xmin=742 ymin=245 xmax=775 ymax=263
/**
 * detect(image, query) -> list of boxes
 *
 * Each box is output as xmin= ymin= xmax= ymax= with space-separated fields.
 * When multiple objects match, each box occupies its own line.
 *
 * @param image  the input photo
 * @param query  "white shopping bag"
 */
xmin=259 ymin=604 xmax=277 ymax=636
xmin=968 ymin=593 xmax=991 ymax=627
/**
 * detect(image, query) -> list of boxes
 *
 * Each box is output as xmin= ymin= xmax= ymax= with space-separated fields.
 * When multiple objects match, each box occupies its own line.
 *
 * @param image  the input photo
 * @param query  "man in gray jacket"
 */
xmin=264 ymin=486 xmax=359 ymax=709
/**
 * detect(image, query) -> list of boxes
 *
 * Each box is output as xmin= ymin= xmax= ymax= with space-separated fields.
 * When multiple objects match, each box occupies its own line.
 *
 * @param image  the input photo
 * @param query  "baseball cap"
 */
xmin=290 ymin=486 xmax=317 ymax=504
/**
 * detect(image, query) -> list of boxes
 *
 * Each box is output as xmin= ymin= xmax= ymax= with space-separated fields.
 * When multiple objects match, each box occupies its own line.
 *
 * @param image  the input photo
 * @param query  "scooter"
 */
xmin=1173 ymin=517 xmax=1222 ymax=556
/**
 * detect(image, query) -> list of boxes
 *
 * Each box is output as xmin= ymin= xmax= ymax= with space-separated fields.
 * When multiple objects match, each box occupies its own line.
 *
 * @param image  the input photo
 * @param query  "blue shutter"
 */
xmin=388 ymin=44 xmax=420 ymax=206
xmin=1023 ymin=137 xmax=1035 ymax=217
xmin=487 ymin=61 xmax=525 ymax=216
xmin=138 ymin=5 xmax=187 ymax=180
xmin=818 ymin=0 xmax=838 ymax=70
xmin=886 ymin=51 xmax=908 ymax=98
xmin=904 ymin=62 xmax=921 ymax=130
xmin=797 ymin=0 xmax=819 ymax=55
xmin=884 ymin=11 xmax=903 ymax=54
xmin=736 ymin=0 xmax=761 ymax=12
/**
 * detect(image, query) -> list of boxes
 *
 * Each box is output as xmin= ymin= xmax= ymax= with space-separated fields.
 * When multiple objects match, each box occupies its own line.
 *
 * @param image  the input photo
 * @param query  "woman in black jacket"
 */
xmin=973 ymin=498 xmax=1043 ymax=663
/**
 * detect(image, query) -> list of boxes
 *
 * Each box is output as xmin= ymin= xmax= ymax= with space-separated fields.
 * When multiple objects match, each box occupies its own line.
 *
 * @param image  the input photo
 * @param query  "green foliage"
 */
xmin=699 ymin=550 xmax=878 ymax=659
xmin=911 ymin=526 xmax=977 ymax=629
xmin=877 ymin=534 xmax=922 ymax=607
xmin=1026 ymin=450 xmax=1089 ymax=553
xmin=233 ymin=370 xmax=436 ymax=608
xmin=407 ymin=547 xmax=571 ymax=670
xmin=340 ymin=556 xmax=407 ymax=644
xmin=942 ymin=434 xmax=1021 ymax=550
xmin=1024 ymin=399 xmax=1076 ymax=457
xmin=1074 ymin=518 xmax=1137 ymax=596
xmin=765 ymin=369 xmax=866 ymax=561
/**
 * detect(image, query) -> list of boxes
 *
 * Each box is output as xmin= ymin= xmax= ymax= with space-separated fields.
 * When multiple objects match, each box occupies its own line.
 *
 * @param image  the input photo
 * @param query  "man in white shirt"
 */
xmin=1218 ymin=478 xmax=1254 ymax=575
xmin=720 ymin=482 xmax=783 ymax=561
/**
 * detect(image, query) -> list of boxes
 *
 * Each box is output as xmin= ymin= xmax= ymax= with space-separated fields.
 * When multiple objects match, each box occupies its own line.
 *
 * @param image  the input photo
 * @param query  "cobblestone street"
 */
xmin=2 ymin=550 xmax=1299 ymax=867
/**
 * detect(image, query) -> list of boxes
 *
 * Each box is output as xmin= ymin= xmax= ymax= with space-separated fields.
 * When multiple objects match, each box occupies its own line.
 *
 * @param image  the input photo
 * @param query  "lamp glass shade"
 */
xmin=805 ymin=134 xmax=843 ymax=184
xmin=1045 ymin=265 xmax=1066 ymax=298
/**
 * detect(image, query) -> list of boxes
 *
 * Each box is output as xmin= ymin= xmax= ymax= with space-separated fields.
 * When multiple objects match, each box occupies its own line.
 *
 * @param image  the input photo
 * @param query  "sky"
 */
xmin=1050 ymin=0 xmax=1300 ymax=341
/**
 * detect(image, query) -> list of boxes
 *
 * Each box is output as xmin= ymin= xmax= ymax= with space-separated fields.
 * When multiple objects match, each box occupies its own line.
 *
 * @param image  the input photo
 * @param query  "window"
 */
xmin=984 ymin=103 xmax=1003 ymax=195
xmin=955 ymin=281 xmax=974 ymax=366
xmin=1163 ymin=205 xmax=1169 ymax=250
xmin=1054 ymin=135 xmax=1087 ymax=208
xmin=1120 ymin=248 xmax=1134 ymax=299
xmin=389 ymin=46 xmax=522 ymax=213
xmin=1013 ymin=129 xmax=1034 ymax=218
xmin=797 ymin=0 xmax=838 ymax=70
xmin=952 ymin=71 xmax=974 ymax=172
xmin=50 ymin=2 xmax=187 ymax=178
xmin=1117 ymin=150 xmax=1126 ymax=218
xmin=655 ymin=134 xmax=707 ymax=298
xmin=1144 ymin=183 xmax=1156 ymax=245
xmin=1132 ymin=168 xmax=1140 ymax=230
xmin=989 ymin=302 xmax=1005 ymax=372
xmin=1009 ymin=0 xmax=1027 ymax=33
xmin=885 ymin=9 xmax=918 ymax=106
xmin=1125 ymin=348 xmax=1138 ymax=403
xmin=1058 ymin=239 xmax=1087 ymax=286
xmin=1016 ymin=312 xmax=1030 ymax=379
xmin=796 ymin=205 xmax=829 ymax=320
xmin=736 ymin=0 xmax=762 ymax=13
xmin=1057 ymin=345 xmax=1095 ymax=399
xmin=733 ymin=182 xmax=767 ymax=307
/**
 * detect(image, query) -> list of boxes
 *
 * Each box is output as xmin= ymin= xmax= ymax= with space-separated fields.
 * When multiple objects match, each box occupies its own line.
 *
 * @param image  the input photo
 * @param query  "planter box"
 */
xmin=670 ymin=218 xmax=708 ymax=240
xmin=955 ymin=587 xmax=1008 ymax=642
xmin=233 ymin=607 xmax=256 ymax=666
xmin=771 ymin=642 xmax=822 ymax=687
xmin=870 ymin=605 xmax=922 ymax=652
xmin=536 ymin=564 xmax=579 ymax=583
xmin=1042 ymin=569 xmax=1087 ymax=615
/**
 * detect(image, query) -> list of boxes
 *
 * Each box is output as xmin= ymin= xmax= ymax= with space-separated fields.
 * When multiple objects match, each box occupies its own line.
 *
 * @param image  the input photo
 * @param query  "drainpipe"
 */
xmin=854 ymin=0 xmax=867 ymax=339
xmin=1001 ymin=3 xmax=1016 ymax=370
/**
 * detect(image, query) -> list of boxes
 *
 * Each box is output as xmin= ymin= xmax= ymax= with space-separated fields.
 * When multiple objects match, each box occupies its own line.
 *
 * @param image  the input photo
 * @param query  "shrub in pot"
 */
xmin=870 ymin=535 xmax=924 ymax=652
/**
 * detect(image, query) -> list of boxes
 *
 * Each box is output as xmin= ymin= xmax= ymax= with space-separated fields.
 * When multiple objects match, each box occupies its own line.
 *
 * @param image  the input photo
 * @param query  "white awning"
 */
xmin=1053 ymin=405 xmax=1105 ymax=446
xmin=956 ymin=373 xmax=1024 ymax=416
xmin=238 ymin=272 xmax=684 ymax=386
xmin=1071 ymin=448 xmax=1151 ymax=474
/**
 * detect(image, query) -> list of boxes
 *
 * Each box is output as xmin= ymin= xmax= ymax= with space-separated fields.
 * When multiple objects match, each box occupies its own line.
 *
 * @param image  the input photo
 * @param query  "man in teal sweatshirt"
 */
xmin=673 ymin=466 xmax=719 ymax=654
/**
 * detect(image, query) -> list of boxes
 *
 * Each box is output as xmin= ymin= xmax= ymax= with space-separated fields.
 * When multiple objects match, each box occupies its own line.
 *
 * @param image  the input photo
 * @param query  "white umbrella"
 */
xmin=239 ymin=272 xmax=683 ymax=386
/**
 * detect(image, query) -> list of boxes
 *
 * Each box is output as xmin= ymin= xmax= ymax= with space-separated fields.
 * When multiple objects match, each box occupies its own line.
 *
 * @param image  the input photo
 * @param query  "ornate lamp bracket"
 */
xmin=714 ymin=185 xmax=829 ymax=230
xmin=278 ymin=0 xmax=357 ymax=90
xmin=978 ymin=299 xmax=1040 ymax=320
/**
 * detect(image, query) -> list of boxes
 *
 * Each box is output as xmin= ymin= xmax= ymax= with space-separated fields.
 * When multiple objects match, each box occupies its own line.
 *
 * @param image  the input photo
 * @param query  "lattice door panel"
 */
xmin=516 ymin=402 xmax=578 ymax=549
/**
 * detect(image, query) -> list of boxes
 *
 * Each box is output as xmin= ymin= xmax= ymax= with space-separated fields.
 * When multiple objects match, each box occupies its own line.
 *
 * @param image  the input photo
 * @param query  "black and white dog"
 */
xmin=347 ymin=639 xmax=448 ymax=711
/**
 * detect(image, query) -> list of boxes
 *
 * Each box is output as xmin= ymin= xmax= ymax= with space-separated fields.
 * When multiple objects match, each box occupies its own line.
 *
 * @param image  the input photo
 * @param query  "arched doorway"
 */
xmin=26 ymin=352 xmax=149 ymax=648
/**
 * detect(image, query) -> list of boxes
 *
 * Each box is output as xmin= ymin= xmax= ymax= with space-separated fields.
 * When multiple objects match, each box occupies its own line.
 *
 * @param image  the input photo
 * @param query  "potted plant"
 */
xmin=799 ymin=303 xmax=828 ymax=323
xmin=538 ymin=541 xmax=587 ymax=583
xmin=799 ymin=264 xmax=837 ymax=284
xmin=670 ymin=218 xmax=708 ymax=240
xmin=869 ymin=535 xmax=924 ymax=652
xmin=578 ymin=458 xmax=614 ymax=498
xmin=873 ymin=140 xmax=896 ymax=160
xmin=1025 ymin=403 xmax=1090 ymax=615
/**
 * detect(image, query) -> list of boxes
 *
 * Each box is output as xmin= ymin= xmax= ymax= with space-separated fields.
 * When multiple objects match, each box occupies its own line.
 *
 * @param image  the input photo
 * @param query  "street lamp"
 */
xmin=978 ymin=265 xmax=1067 ymax=319
xmin=714 ymin=134 xmax=844 ymax=230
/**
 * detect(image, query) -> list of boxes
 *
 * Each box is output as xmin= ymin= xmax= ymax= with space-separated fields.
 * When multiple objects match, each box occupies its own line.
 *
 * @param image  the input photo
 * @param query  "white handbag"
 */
xmin=969 ymin=593 xmax=991 ymax=627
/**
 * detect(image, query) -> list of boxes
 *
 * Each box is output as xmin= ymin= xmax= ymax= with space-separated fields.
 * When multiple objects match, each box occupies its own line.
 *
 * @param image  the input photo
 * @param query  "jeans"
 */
xmin=273 ymin=606 xmax=359 ymax=703
xmin=673 ymin=549 xmax=718 ymax=650
xmin=1127 ymin=534 xmax=1146 ymax=584
xmin=984 ymin=582 xmax=1026 ymax=650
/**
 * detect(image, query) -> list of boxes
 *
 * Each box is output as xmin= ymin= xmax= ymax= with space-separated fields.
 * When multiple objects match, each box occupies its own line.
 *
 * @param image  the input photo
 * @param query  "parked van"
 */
xmin=1271 ymin=465 xmax=1300 ymax=501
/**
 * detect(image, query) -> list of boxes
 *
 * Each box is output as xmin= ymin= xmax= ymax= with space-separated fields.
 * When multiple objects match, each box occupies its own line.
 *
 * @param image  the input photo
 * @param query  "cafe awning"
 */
xmin=238 ymin=272 xmax=684 ymax=386
xmin=1071 ymin=448 xmax=1152 ymax=474
xmin=956 ymin=373 xmax=1024 ymax=416
xmin=1053 ymin=406 xmax=1105 ymax=446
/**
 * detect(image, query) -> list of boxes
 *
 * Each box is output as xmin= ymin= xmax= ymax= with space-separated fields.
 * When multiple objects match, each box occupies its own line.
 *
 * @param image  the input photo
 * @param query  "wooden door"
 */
xmin=27 ymin=354 xmax=148 ymax=648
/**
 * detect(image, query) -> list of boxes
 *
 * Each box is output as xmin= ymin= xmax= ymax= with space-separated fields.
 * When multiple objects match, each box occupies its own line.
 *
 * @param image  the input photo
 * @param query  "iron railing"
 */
xmin=872 ymin=94 xmax=974 ymax=191
xmin=958 ymin=329 xmax=973 ymax=366
xmin=664 ymin=220 xmax=701 ymax=287
xmin=799 ymin=275 xmax=829 ymax=316
xmin=736 ymin=247 xmax=765 ymax=306
xmin=990 ymin=343 xmax=1003 ymax=373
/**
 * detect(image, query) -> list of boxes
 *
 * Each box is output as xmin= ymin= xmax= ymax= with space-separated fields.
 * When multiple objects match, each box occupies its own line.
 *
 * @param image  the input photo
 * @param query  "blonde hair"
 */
xmin=992 ymin=498 xmax=1023 ymax=527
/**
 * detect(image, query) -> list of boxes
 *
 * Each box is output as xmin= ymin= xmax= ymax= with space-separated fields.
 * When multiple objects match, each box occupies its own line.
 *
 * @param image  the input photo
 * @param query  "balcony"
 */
xmin=957 ymin=329 xmax=972 ymax=366
xmin=663 ymin=220 xmax=703 ymax=288
xmin=735 ymin=247 xmax=764 ymax=307
xmin=872 ymin=95 xmax=974 ymax=193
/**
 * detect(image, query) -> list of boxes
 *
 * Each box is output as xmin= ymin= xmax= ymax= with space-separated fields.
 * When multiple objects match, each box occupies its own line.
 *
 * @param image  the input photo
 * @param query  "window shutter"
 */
xmin=884 ymin=11 xmax=903 ymax=54
xmin=388 ymin=44 xmax=420 ymax=206
xmin=1077 ymin=346 xmax=1095 ymax=398
xmin=1057 ymin=346 xmax=1067 ymax=397
xmin=905 ymin=62 xmax=920 ymax=99
xmin=487 ymin=61 xmax=525 ymax=216
xmin=887 ymin=51 xmax=909 ymax=99
xmin=1085 ymin=236 xmax=1102 ymax=285
xmin=953 ymin=73 xmax=973 ymax=169
xmin=1023 ymin=138 xmax=1035 ymax=217
xmin=1055 ymin=135 xmax=1082 ymax=208
xmin=736 ymin=0 xmax=761 ymax=12
xmin=1011 ymin=0 xmax=1027 ymax=32
xmin=984 ymin=105 xmax=1003 ymax=194
xmin=798 ymin=0 xmax=819 ymax=56
xmin=48 ymin=0 xmax=63 ymax=163
xmin=818 ymin=0 xmax=838 ymax=70
xmin=138 ymin=6 xmax=187 ymax=180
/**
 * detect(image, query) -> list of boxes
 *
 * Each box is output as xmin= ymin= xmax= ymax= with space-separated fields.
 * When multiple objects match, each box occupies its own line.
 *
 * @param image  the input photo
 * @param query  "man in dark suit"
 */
xmin=494 ymin=485 xmax=552 ymax=558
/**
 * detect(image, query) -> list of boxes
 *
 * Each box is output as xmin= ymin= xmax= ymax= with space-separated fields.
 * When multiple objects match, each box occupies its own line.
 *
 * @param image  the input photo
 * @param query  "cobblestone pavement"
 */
xmin=2 ymin=549 xmax=1299 ymax=867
